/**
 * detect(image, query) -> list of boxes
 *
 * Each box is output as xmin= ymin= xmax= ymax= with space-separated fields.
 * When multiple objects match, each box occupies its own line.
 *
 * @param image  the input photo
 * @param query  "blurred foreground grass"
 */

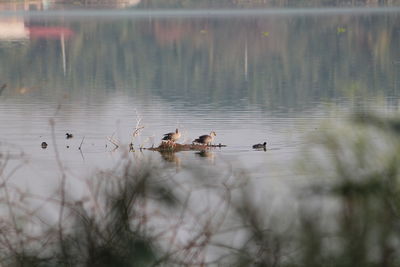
xmin=1 ymin=112 xmax=400 ymax=266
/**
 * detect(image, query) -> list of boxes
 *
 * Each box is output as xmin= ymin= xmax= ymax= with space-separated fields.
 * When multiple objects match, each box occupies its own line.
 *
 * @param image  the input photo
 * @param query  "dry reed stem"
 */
xmin=49 ymin=118 xmax=69 ymax=261
xmin=107 ymin=135 xmax=120 ymax=149
xmin=78 ymin=136 xmax=85 ymax=150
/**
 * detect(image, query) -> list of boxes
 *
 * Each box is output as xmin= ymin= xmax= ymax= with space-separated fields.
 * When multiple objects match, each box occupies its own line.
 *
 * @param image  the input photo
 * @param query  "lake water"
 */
xmin=0 ymin=5 xmax=400 ymax=196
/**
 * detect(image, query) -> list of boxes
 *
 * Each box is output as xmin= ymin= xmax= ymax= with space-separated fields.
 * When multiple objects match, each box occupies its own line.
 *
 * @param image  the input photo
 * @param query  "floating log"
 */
xmin=145 ymin=142 xmax=227 ymax=153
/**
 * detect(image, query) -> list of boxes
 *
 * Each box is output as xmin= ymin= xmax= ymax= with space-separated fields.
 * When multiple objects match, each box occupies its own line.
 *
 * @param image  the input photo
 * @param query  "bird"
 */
xmin=66 ymin=133 xmax=73 ymax=139
xmin=193 ymin=131 xmax=216 ymax=146
xmin=252 ymin=142 xmax=267 ymax=149
xmin=162 ymin=129 xmax=181 ymax=142
xmin=41 ymin=142 xmax=48 ymax=149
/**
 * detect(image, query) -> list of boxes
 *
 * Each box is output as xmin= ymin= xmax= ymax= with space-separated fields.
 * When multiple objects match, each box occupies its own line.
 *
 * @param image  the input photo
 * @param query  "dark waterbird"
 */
xmin=162 ymin=129 xmax=181 ymax=142
xmin=41 ymin=142 xmax=48 ymax=149
xmin=66 ymin=133 xmax=73 ymax=139
xmin=252 ymin=142 xmax=267 ymax=149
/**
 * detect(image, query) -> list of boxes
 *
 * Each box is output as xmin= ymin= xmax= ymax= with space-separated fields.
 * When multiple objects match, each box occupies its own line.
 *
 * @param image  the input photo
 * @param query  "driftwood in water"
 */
xmin=145 ymin=142 xmax=226 ymax=153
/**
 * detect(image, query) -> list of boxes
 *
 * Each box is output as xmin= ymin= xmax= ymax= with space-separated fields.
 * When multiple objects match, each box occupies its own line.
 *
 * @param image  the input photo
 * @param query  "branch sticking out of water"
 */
xmin=133 ymin=126 xmax=145 ymax=138
xmin=130 ymin=110 xmax=145 ymax=152
xmin=78 ymin=136 xmax=85 ymax=150
xmin=107 ymin=136 xmax=119 ymax=149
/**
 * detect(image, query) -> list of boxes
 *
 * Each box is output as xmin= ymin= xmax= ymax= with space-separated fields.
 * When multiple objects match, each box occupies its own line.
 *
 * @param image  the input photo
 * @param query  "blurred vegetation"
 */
xmin=295 ymin=112 xmax=400 ymax=267
xmin=1 ymin=112 xmax=400 ymax=265
xmin=1 ymin=13 xmax=399 ymax=111
xmin=0 ymin=160 xmax=178 ymax=266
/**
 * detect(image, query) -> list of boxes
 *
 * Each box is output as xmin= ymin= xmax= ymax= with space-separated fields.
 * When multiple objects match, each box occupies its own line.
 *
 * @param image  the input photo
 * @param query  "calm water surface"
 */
xmin=0 ymin=8 xmax=399 ymax=194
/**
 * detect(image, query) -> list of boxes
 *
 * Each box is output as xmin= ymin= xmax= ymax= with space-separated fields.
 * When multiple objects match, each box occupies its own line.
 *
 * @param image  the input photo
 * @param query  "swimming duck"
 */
xmin=252 ymin=142 xmax=267 ymax=149
xmin=66 ymin=133 xmax=73 ymax=139
xmin=162 ymin=129 xmax=181 ymax=142
xmin=193 ymin=131 xmax=216 ymax=146
xmin=41 ymin=142 xmax=48 ymax=149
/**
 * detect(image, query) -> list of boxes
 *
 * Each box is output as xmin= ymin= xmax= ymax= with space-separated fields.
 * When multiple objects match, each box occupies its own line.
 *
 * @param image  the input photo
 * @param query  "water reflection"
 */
xmin=0 ymin=1 xmax=45 ymax=42
xmin=0 ymin=11 xmax=398 ymax=109
xmin=0 ymin=9 xmax=399 ymax=183
xmin=194 ymin=150 xmax=215 ymax=164
xmin=195 ymin=150 xmax=214 ymax=158
xmin=159 ymin=151 xmax=181 ymax=165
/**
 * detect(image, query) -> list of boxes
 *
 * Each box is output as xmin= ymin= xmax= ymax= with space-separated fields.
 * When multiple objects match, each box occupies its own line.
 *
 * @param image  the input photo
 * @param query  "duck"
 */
xmin=162 ymin=129 xmax=181 ymax=142
xmin=252 ymin=142 xmax=267 ymax=149
xmin=41 ymin=142 xmax=48 ymax=149
xmin=193 ymin=131 xmax=216 ymax=146
xmin=66 ymin=133 xmax=73 ymax=139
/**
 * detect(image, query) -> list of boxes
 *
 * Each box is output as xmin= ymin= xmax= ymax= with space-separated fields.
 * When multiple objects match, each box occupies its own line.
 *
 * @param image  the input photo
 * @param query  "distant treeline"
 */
xmin=137 ymin=0 xmax=400 ymax=8
xmin=54 ymin=0 xmax=400 ymax=8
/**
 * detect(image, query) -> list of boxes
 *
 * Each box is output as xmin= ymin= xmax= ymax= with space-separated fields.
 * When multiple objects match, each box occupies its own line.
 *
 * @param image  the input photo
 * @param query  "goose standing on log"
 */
xmin=162 ymin=129 xmax=181 ymax=143
xmin=193 ymin=131 xmax=216 ymax=146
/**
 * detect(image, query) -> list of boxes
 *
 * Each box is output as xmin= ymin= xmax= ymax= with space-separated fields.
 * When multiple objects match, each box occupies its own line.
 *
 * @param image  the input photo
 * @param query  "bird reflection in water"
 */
xmin=159 ymin=151 xmax=181 ymax=171
xmin=195 ymin=150 xmax=215 ymax=164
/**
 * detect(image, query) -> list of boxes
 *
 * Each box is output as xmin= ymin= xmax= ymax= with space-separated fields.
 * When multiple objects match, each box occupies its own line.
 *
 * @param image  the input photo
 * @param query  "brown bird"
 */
xmin=162 ymin=129 xmax=181 ymax=142
xmin=193 ymin=131 xmax=216 ymax=146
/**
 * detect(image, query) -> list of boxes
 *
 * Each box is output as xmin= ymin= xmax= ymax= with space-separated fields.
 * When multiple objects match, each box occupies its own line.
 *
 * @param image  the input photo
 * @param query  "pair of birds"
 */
xmin=162 ymin=129 xmax=216 ymax=145
xmin=162 ymin=129 xmax=266 ymax=149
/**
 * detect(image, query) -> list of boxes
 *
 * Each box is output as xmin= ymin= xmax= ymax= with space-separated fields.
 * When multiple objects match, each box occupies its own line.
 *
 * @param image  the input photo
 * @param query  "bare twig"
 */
xmin=130 ymin=110 xmax=145 ymax=151
xmin=133 ymin=126 xmax=145 ymax=138
xmin=107 ymin=136 xmax=119 ymax=149
xmin=49 ymin=118 xmax=69 ymax=261
xmin=0 ymin=155 xmax=25 ymax=254
xmin=79 ymin=148 xmax=85 ymax=161
xmin=78 ymin=136 xmax=85 ymax=150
